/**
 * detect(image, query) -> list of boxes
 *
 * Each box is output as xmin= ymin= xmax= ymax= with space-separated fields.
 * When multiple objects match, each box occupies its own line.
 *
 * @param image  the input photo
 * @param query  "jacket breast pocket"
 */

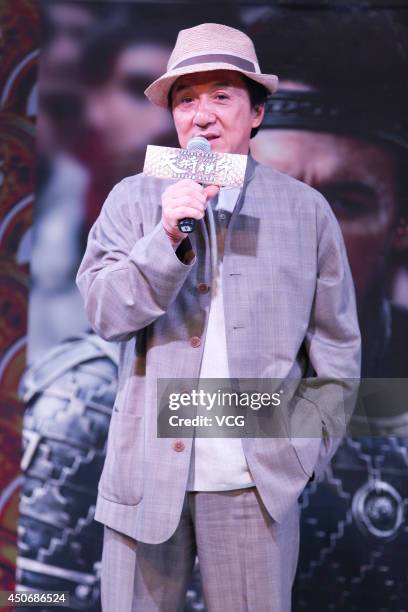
xmin=98 ymin=411 xmax=144 ymax=505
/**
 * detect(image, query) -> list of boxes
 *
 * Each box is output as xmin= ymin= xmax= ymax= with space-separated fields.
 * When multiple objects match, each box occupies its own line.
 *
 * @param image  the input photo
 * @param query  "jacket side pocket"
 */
xmin=99 ymin=411 xmax=144 ymax=505
xmin=289 ymin=395 xmax=323 ymax=477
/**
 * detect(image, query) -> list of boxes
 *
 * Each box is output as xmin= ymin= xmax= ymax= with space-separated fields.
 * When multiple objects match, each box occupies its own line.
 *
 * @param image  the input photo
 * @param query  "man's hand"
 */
xmin=162 ymin=179 xmax=219 ymax=248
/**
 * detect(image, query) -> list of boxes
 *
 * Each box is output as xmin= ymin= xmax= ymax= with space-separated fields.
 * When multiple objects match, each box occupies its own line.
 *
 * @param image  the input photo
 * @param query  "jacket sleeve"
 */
xmin=76 ymin=177 xmax=196 ymax=342
xmin=301 ymin=193 xmax=362 ymax=479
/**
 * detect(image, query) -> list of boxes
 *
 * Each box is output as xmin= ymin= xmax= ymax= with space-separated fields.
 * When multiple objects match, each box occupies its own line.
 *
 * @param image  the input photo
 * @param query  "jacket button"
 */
xmin=197 ymin=283 xmax=209 ymax=294
xmin=190 ymin=336 xmax=201 ymax=347
xmin=173 ymin=440 xmax=185 ymax=452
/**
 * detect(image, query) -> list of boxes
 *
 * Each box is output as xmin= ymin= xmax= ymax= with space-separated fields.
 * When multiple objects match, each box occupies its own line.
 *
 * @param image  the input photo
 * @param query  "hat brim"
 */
xmin=144 ymin=62 xmax=279 ymax=108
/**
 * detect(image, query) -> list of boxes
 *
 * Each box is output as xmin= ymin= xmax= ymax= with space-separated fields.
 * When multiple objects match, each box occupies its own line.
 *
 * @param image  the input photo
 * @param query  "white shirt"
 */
xmin=186 ymin=187 xmax=255 ymax=491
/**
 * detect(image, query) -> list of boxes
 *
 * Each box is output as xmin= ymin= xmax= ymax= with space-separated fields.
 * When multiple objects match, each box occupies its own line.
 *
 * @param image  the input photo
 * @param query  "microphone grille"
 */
xmin=186 ymin=137 xmax=211 ymax=152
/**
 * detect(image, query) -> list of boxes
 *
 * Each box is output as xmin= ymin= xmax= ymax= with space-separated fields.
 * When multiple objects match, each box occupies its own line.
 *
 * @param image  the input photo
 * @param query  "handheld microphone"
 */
xmin=178 ymin=136 xmax=211 ymax=233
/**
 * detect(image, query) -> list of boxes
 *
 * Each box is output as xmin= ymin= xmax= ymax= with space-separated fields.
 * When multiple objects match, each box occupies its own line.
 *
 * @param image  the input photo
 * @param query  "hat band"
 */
xmin=172 ymin=53 xmax=256 ymax=73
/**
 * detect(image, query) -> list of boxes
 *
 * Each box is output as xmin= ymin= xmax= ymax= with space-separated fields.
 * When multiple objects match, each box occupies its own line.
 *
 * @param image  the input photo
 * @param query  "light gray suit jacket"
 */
xmin=76 ymin=157 xmax=361 ymax=544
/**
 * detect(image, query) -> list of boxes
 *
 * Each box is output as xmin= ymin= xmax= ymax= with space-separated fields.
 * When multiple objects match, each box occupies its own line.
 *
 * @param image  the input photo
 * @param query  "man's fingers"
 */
xmin=164 ymin=180 xmax=205 ymax=198
xmin=174 ymin=178 xmax=204 ymax=190
xmin=167 ymin=207 xmax=205 ymax=222
xmin=204 ymin=185 xmax=220 ymax=199
xmin=164 ymin=195 xmax=205 ymax=211
xmin=166 ymin=187 xmax=205 ymax=201
xmin=162 ymin=180 xmax=217 ymax=246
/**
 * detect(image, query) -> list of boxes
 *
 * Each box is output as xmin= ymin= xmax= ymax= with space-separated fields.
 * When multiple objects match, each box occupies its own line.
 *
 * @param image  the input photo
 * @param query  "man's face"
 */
xmin=171 ymin=69 xmax=264 ymax=154
xmin=251 ymin=129 xmax=398 ymax=305
xmin=86 ymin=44 xmax=173 ymax=158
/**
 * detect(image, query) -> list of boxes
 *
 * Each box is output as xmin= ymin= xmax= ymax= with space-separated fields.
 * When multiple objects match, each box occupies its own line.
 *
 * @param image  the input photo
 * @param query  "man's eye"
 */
xmin=180 ymin=96 xmax=193 ymax=104
xmin=215 ymin=93 xmax=228 ymax=100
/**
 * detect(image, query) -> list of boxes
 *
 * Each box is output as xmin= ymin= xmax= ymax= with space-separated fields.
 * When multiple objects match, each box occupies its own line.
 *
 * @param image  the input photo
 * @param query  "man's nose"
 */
xmin=193 ymin=98 xmax=215 ymax=127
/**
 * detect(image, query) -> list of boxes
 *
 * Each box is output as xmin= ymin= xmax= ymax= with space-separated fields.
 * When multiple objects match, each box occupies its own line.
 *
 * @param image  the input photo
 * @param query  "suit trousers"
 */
xmin=100 ymin=487 xmax=300 ymax=612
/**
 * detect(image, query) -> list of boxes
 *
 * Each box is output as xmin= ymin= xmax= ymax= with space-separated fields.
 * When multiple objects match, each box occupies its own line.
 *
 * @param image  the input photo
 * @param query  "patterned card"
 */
xmin=143 ymin=145 xmax=247 ymax=186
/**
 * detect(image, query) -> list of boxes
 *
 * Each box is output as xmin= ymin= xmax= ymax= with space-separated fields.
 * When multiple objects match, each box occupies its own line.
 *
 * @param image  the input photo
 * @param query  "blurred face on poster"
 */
xmin=251 ymin=84 xmax=400 ymax=307
xmin=85 ymin=44 xmax=173 ymax=159
xmin=41 ymin=1 xmax=96 ymax=86
xmin=38 ymin=2 xmax=97 ymax=156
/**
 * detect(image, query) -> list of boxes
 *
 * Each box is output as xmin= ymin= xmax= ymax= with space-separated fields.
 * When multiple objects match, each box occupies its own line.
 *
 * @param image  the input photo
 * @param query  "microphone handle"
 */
xmin=178 ymin=137 xmax=211 ymax=233
xmin=178 ymin=217 xmax=196 ymax=233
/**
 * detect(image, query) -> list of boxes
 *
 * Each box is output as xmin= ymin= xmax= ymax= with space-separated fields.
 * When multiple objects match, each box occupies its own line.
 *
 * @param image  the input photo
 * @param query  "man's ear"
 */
xmin=252 ymin=103 xmax=265 ymax=128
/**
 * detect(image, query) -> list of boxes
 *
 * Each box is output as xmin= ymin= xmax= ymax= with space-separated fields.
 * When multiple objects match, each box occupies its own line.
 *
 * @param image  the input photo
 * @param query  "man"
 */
xmin=76 ymin=23 xmax=361 ymax=611
xmin=247 ymin=11 xmax=408 ymax=611
xmin=249 ymin=9 xmax=408 ymax=379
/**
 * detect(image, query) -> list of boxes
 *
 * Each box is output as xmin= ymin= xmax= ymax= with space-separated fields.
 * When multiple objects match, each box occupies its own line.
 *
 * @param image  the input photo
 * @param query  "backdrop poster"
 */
xmin=1 ymin=2 xmax=407 ymax=610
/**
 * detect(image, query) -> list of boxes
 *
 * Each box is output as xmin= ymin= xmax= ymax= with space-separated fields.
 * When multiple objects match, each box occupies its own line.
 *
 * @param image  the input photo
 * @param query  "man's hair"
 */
xmin=242 ymin=76 xmax=268 ymax=138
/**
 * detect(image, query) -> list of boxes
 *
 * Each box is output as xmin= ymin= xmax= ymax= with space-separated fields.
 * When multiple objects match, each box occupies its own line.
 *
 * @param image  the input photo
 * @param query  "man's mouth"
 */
xmin=197 ymin=134 xmax=220 ymax=142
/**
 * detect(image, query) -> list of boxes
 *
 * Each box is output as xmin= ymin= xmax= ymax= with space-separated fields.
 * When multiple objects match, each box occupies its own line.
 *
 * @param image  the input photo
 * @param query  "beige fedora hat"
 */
xmin=144 ymin=23 xmax=279 ymax=108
